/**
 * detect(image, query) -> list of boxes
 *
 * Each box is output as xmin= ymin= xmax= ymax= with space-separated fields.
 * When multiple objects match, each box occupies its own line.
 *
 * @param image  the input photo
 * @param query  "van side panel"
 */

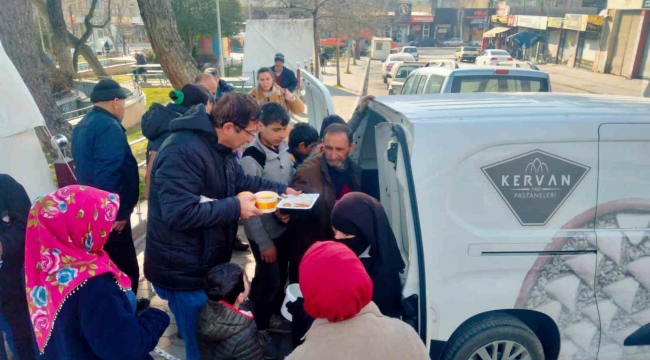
xmin=411 ymin=118 xmax=602 ymax=360
xmin=595 ymin=124 xmax=650 ymax=360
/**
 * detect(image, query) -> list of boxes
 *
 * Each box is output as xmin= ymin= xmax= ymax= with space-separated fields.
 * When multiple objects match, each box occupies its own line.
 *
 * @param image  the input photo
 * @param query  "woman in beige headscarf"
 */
xmin=249 ymin=67 xmax=305 ymax=115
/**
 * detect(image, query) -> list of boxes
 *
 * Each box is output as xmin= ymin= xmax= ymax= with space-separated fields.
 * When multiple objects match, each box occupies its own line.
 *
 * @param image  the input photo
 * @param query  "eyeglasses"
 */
xmin=235 ymin=125 xmax=258 ymax=137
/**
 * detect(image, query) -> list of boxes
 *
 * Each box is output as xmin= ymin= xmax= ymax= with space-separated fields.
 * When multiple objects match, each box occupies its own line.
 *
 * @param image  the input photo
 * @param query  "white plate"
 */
xmin=277 ymin=193 xmax=320 ymax=210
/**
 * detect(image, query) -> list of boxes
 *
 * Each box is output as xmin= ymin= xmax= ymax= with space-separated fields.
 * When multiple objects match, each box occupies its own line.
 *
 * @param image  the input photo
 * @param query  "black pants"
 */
xmin=103 ymin=220 xmax=140 ymax=294
xmin=249 ymin=229 xmax=292 ymax=331
xmin=1 ymin=290 xmax=37 ymax=359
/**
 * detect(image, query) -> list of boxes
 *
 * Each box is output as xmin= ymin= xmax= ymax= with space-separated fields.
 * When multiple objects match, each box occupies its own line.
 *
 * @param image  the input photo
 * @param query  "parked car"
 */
xmin=468 ymin=39 xmax=482 ymax=47
xmin=399 ymin=46 xmax=419 ymax=61
xmin=455 ymin=46 xmax=480 ymax=63
xmin=382 ymin=53 xmax=415 ymax=83
xmin=496 ymin=60 xmax=540 ymax=70
xmin=443 ymin=38 xmax=464 ymax=47
xmin=386 ymin=61 xmax=428 ymax=94
xmin=302 ymin=66 xmax=650 ymax=360
xmin=416 ymin=38 xmax=439 ymax=47
xmin=399 ymin=66 xmax=551 ymax=95
xmin=475 ymin=49 xmax=514 ymax=65
xmin=424 ymin=59 xmax=459 ymax=69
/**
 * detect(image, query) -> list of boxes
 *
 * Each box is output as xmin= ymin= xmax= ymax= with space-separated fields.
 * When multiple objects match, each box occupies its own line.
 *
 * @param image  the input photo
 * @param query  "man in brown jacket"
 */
xmin=289 ymin=123 xmax=362 ymax=280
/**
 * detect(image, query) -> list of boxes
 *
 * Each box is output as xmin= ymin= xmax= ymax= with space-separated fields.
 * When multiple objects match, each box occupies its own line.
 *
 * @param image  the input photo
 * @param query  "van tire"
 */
xmin=441 ymin=314 xmax=545 ymax=360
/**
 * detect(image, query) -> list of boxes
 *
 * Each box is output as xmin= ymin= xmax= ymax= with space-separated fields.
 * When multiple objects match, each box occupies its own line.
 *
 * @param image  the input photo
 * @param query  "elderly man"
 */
xmin=289 ymin=123 xmax=362 ymax=279
xmin=204 ymin=67 xmax=235 ymax=100
xmin=71 ymin=78 xmax=144 ymax=307
xmin=195 ymin=73 xmax=218 ymax=97
xmin=271 ymin=53 xmax=297 ymax=92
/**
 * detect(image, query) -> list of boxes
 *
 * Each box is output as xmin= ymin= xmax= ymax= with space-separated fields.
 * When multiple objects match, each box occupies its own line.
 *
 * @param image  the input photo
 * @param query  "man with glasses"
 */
xmin=144 ymin=92 xmax=300 ymax=360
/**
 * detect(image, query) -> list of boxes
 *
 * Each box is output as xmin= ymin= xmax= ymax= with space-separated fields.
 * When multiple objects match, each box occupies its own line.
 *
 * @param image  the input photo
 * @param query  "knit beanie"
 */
xmin=169 ymin=84 xmax=212 ymax=108
xmin=274 ymin=53 xmax=285 ymax=63
xmin=90 ymin=78 xmax=127 ymax=103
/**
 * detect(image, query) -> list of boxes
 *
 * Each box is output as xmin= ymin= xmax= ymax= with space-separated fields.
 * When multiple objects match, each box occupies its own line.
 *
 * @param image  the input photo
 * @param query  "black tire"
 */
xmin=441 ymin=314 xmax=545 ymax=360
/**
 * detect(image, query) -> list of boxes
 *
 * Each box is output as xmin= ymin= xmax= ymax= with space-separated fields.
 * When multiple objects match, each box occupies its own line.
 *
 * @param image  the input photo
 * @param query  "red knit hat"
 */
xmin=299 ymin=241 xmax=373 ymax=323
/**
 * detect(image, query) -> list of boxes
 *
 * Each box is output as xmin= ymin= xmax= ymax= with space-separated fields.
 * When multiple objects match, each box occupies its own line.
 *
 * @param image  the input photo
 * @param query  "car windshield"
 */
xmin=404 ymin=48 xmax=417 ymax=53
xmin=491 ymin=50 xmax=510 ymax=56
xmin=395 ymin=66 xmax=420 ymax=78
xmin=450 ymin=75 xmax=549 ymax=93
xmin=463 ymin=47 xmax=477 ymax=51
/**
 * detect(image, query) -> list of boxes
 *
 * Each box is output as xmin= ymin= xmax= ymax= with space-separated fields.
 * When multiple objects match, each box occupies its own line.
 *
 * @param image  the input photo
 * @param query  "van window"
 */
xmin=396 ymin=66 xmax=419 ymax=78
xmin=404 ymin=48 xmax=417 ymax=53
xmin=424 ymin=75 xmax=445 ymax=94
xmin=464 ymin=47 xmax=477 ymax=51
xmin=401 ymin=76 xmax=416 ymax=94
xmin=412 ymin=75 xmax=427 ymax=94
xmin=450 ymin=75 xmax=549 ymax=93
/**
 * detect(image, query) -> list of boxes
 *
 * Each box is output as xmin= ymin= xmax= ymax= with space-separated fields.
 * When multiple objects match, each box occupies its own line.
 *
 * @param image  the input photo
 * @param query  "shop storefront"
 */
xmin=434 ymin=9 xmax=457 ymax=43
xmin=410 ymin=14 xmax=434 ymax=42
xmin=512 ymin=15 xmax=548 ymax=62
xmin=609 ymin=11 xmax=642 ymax=76
xmin=546 ymin=17 xmax=563 ymax=63
xmin=464 ymin=9 xmax=488 ymax=43
xmin=558 ymin=14 xmax=604 ymax=69
xmin=575 ymin=16 xmax=603 ymax=70
xmin=558 ymin=14 xmax=584 ymax=66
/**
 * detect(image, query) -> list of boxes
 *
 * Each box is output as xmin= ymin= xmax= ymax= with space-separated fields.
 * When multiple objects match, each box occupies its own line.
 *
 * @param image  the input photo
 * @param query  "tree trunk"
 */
xmin=0 ymin=0 xmax=73 ymax=157
xmin=312 ymin=11 xmax=320 ymax=78
xmin=46 ymin=0 xmax=75 ymax=77
xmin=345 ymin=46 xmax=351 ymax=73
xmin=335 ymin=29 xmax=341 ymax=87
xmin=66 ymin=32 xmax=109 ymax=77
xmin=137 ymin=0 xmax=199 ymax=88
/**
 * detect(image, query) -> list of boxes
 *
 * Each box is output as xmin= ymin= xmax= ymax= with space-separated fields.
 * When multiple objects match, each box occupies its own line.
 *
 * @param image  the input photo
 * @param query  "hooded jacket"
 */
xmin=141 ymin=102 xmax=189 ymax=163
xmin=198 ymin=301 xmax=264 ymax=360
xmin=240 ymin=137 xmax=295 ymax=251
xmin=216 ymin=80 xmax=235 ymax=100
xmin=0 ymin=174 xmax=31 ymax=296
xmin=144 ymin=105 xmax=288 ymax=291
xmin=248 ymin=85 xmax=305 ymax=115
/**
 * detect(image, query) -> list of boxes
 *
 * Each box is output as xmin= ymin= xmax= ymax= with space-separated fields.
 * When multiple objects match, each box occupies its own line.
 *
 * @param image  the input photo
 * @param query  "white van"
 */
xmin=301 ymin=75 xmax=650 ymax=360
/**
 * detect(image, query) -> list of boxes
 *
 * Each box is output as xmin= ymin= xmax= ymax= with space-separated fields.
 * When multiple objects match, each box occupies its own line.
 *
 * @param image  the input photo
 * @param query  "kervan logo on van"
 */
xmin=482 ymin=150 xmax=590 ymax=226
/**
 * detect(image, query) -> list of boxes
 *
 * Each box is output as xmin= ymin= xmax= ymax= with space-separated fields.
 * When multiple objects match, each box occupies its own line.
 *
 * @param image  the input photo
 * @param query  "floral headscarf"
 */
xmin=24 ymin=185 xmax=132 ymax=353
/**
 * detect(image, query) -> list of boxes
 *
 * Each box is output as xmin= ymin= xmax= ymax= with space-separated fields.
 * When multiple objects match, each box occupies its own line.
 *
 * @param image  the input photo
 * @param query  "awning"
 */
xmin=483 ymin=27 xmax=511 ymax=38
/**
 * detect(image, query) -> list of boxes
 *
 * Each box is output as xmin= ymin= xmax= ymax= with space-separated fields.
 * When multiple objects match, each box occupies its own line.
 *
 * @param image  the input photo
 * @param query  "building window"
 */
xmin=423 ymin=23 xmax=430 ymax=38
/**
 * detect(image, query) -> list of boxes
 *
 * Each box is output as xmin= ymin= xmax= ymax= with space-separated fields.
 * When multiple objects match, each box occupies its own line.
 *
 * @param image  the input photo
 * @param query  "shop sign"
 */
xmin=438 ymin=28 xmax=448 ymax=33
xmin=587 ymin=15 xmax=604 ymax=26
xmin=467 ymin=10 xmax=488 ymax=19
xmin=516 ymin=15 xmax=548 ymax=30
xmin=644 ymin=0 xmax=650 ymax=8
xmin=508 ymin=15 xmax=516 ymax=27
xmin=394 ymin=3 xmax=412 ymax=24
xmin=564 ymin=14 xmax=587 ymax=31
xmin=492 ymin=15 xmax=509 ymax=24
xmin=412 ymin=24 xmax=422 ymax=31
xmin=547 ymin=17 xmax=563 ymax=28
xmin=412 ymin=15 xmax=434 ymax=23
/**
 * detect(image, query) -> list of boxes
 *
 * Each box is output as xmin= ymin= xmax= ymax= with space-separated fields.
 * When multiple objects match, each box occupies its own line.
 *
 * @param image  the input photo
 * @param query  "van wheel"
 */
xmin=441 ymin=314 xmax=545 ymax=360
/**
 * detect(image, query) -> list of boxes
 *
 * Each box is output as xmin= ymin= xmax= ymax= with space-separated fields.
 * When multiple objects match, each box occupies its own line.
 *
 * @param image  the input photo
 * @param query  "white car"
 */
xmin=475 ymin=49 xmax=513 ymax=65
xmin=382 ymin=53 xmax=415 ymax=83
xmin=468 ymin=39 xmax=482 ymax=47
xmin=399 ymin=46 xmax=419 ymax=61
xmin=443 ymin=38 xmax=464 ymax=47
xmin=496 ymin=60 xmax=540 ymax=70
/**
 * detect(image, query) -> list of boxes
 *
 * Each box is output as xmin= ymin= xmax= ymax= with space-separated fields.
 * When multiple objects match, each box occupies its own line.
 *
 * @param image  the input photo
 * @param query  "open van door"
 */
xmin=299 ymin=69 xmax=335 ymax=131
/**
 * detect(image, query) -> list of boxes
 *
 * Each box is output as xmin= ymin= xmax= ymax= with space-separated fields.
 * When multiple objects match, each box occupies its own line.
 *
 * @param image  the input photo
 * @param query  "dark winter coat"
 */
xmin=198 ymin=300 xmax=264 ymax=360
xmin=41 ymin=274 xmax=170 ymax=360
xmin=71 ymin=107 xmax=140 ymax=221
xmin=144 ymin=105 xmax=288 ymax=291
xmin=141 ymin=102 xmax=189 ymax=164
xmin=216 ymin=80 xmax=235 ymax=100
xmin=271 ymin=65 xmax=298 ymax=92
xmin=0 ymin=174 xmax=30 ymax=297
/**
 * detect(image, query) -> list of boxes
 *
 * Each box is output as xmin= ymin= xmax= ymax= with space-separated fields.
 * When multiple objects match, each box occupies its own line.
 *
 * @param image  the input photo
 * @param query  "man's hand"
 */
xmin=261 ymin=244 xmax=277 ymax=263
xmin=359 ymin=95 xmax=375 ymax=113
xmin=313 ymin=143 xmax=324 ymax=154
xmin=275 ymin=209 xmax=290 ymax=224
xmin=284 ymin=88 xmax=296 ymax=101
xmin=112 ymin=220 xmax=127 ymax=232
xmin=284 ymin=187 xmax=302 ymax=196
xmin=239 ymin=193 xmax=263 ymax=219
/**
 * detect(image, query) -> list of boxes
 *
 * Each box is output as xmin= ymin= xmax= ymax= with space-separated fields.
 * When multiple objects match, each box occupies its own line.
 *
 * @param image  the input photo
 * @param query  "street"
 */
xmin=367 ymin=47 xmax=645 ymax=97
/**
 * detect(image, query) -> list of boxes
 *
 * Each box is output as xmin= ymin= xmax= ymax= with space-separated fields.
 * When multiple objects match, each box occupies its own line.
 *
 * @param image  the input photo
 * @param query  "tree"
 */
xmin=46 ymin=0 xmax=75 ymax=77
xmin=0 ymin=0 xmax=73 ymax=157
xmin=455 ymin=0 xmax=472 ymax=40
xmin=137 ymin=0 xmax=200 ymax=88
xmin=72 ymin=0 xmax=111 ymax=72
xmin=172 ymin=0 xmax=244 ymax=52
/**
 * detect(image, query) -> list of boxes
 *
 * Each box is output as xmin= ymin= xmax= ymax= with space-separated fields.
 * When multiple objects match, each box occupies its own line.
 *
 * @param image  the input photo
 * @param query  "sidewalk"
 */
xmin=320 ymin=57 xmax=370 ymax=120
xmin=538 ymin=64 xmax=645 ymax=97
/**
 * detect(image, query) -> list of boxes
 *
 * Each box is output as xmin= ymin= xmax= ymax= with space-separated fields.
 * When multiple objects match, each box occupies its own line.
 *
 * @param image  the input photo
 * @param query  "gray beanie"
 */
xmin=274 ymin=53 xmax=285 ymax=62
xmin=90 ymin=78 xmax=127 ymax=103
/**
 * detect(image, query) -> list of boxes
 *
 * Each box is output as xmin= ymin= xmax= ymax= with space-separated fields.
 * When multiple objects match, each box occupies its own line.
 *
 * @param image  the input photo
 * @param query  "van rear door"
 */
xmin=300 ymin=69 xmax=335 ymax=131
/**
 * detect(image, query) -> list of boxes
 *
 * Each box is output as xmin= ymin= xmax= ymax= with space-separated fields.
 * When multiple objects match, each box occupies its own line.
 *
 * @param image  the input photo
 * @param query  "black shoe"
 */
xmin=136 ymin=298 xmax=151 ymax=314
xmin=257 ymin=330 xmax=278 ymax=359
xmin=234 ymin=236 xmax=250 ymax=252
xmin=267 ymin=314 xmax=292 ymax=334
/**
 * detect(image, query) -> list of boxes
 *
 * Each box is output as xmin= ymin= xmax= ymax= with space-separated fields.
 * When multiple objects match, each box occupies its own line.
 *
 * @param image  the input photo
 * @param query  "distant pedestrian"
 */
xmin=204 ymin=67 xmax=236 ymax=100
xmin=285 ymin=242 xmax=429 ymax=360
xmin=24 ymin=186 xmax=170 ymax=360
xmin=288 ymin=123 xmax=319 ymax=169
xmin=133 ymin=52 xmax=148 ymax=82
xmin=104 ymin=41 xmax=111 ymax=55
xmin=197 ymin=263 xmax=264 ymax=360
xmin=71 ymin=78 xmax=147 ymax=311
xmin=249 ymin=67 xmax=305 ymax=115
xmin=271 ymin=53 xmax=298 ymax=92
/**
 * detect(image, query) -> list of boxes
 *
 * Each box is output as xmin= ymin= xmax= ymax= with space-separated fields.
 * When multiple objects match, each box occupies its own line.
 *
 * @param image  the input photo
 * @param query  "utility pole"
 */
xmin=216 ymin=0 xmax=225 ymax=76
xmin=248 ymin=0 xmax=252 ymax=20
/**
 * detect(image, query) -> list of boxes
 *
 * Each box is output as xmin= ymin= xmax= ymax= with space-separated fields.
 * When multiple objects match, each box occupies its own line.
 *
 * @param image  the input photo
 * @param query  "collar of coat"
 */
xmin=303 ymin=302 xmax=383 ymax=340
xmin=92 ymin=106 xmax=124 ymax=130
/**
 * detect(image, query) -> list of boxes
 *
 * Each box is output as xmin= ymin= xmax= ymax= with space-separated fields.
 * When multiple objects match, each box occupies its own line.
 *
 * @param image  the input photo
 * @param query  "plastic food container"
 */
xmin=255 ymin=191 xmax=279 ymax=213
xmin=281 ymin=283 xmax=302 ymax=322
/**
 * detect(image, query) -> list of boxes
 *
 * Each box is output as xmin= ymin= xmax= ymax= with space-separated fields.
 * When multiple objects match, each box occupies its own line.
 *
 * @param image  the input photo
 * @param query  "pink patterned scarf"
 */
xmin=24 ymin=185 xmax=132 ymax=353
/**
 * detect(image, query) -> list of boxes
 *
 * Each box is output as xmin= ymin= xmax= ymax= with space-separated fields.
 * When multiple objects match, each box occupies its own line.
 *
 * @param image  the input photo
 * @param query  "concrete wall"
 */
xmin=122 ymin=93 xmax=147 ymax=129
xmin=607 ymin=0 xmax=644 ymax=10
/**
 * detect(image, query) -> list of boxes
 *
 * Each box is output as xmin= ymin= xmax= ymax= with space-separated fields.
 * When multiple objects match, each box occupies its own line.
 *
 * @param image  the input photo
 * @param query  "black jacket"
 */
xmin=272 ymin=65 xmax=298 ymax=92
xmin=141 ymin=102 xmax=189 ymax=164
xmin=0 ymin=174 xmax=30 ymax=297
xmin=198 ymin=301 xmax=264 ymax=360
xmin=71 ymin=107 xmax=140 ymax=221
xmin=144 ymin=105 xmax=288 ymax=291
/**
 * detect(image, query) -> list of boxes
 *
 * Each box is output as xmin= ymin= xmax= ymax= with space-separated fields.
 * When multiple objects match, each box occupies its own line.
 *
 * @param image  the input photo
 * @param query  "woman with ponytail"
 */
xmin=141 ymin=84 xmax=214 ymax=198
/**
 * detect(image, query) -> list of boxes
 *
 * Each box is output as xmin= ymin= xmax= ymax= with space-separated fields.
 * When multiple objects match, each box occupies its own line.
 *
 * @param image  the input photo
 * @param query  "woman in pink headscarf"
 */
xmin=24 ymin=185 xmax=170 ymax=360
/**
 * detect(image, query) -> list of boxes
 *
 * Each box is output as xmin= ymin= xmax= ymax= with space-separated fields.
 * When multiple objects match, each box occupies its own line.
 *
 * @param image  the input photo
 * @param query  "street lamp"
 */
xmin=216 ymin=0 xmax=225 ymax=77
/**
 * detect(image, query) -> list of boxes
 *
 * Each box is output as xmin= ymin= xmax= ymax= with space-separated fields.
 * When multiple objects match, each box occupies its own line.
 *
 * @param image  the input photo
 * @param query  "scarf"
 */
xmin=300 ymin=241 xmax=373 ymax=323
xmin=24 ymin=185 xmax=132 ymax=353
xmin=0 ymin=174 xmax=31 ymax=232
xmin=331 ymin=192 xmax=405 ymax=275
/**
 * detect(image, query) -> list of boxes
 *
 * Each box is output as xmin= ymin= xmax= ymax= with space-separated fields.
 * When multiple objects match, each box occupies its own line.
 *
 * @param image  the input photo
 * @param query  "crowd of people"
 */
xmin=0 ymin=52 xmax=429 ymax=360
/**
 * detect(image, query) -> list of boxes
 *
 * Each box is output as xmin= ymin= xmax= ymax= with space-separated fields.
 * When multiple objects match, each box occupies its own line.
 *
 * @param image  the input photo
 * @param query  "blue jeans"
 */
xmin=153 ymin=286 xmax=207 ymax=360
